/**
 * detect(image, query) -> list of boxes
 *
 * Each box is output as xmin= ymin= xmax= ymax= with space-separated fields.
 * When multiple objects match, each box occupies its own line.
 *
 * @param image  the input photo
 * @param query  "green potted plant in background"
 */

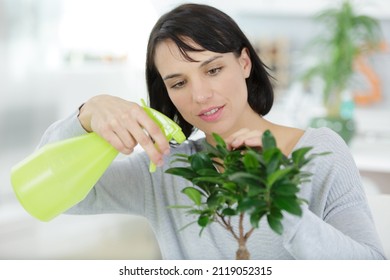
xmin=301 ymin=0 xmax=382 ymax=143
xmin=166 ymin=130 xmax=326 ymax=259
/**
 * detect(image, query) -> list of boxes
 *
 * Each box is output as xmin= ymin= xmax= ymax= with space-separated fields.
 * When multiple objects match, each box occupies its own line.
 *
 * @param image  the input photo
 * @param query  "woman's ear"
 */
xmin=239 ymin=47 xmax=252 ymax=78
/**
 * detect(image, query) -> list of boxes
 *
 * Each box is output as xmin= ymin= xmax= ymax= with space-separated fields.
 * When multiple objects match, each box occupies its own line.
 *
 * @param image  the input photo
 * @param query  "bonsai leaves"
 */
xmin=165 ymin=130 xmax=321 ymax=236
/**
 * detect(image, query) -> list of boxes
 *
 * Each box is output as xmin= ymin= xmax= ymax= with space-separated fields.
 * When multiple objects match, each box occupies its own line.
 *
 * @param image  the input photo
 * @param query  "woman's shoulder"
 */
xmin=294 ymin=127 xmax=353 ymax=164
xmin=297 ymin=127 xmax=347 ymax=149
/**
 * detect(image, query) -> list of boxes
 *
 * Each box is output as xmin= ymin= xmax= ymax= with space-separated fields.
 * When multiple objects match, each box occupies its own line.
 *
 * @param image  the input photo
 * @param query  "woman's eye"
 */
xmin=208 ymin=67 xmax=222 ymax=76
xmin=171 ymin=80 xmax=186 ymax=89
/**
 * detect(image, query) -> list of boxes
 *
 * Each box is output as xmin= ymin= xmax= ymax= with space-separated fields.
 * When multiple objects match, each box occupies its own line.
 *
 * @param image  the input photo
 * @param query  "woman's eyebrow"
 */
xmin=163 ymin=73 xmax=181 ymax=81
xmin=200 ymin=55 xmax=223 ymax=67
xmin=163 ymin=55 xmax=223 ymax=81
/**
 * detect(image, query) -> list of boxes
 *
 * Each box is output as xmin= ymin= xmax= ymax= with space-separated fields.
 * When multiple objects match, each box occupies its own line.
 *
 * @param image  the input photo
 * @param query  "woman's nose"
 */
xmin=191 ymin=81 xmax=213 ymax=103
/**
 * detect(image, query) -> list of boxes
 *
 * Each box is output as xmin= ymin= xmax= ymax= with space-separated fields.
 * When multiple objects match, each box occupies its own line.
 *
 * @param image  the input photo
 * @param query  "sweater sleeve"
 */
xmin=281 ymin=128 xmax=386 ymax=259
xmin=37 ymin=110 xmax=88 ymax=147
xmin=64 ymin=152 xmax=151 ymax=216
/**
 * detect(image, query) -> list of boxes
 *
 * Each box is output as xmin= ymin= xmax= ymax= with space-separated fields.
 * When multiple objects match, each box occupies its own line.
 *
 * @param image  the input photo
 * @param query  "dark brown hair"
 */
xmin=146 ymin=3 xmax=274 ymax=138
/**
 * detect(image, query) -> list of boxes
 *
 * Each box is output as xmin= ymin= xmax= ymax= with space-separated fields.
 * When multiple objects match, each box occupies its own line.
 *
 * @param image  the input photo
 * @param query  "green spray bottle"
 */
xmin=10 ymin=100 xmax=186 ymax=221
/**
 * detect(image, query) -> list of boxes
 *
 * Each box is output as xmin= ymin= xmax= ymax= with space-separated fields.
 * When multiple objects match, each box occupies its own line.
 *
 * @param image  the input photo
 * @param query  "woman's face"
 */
xmin=154 ymin=39 xmax=256 ymax=140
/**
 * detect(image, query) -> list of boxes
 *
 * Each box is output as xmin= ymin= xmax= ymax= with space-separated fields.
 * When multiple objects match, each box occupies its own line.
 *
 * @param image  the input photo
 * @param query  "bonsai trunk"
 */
xmin=236 ymin=239 xmax=250 ymax=260
xmin=234 ymin=213 xmax=253 ymax=259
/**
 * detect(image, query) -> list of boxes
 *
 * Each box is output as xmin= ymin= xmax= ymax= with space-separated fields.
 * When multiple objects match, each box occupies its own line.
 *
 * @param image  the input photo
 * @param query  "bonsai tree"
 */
xmin=166 ymin=130 xmax=326 ymax=259
xmin=301 ymin=0 xmax=382 ymax=118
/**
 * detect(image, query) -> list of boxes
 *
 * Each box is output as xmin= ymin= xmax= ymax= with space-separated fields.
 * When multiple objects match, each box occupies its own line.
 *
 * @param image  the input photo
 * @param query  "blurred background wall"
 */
xmin=1 ymin=0 xmax=389 ymax=259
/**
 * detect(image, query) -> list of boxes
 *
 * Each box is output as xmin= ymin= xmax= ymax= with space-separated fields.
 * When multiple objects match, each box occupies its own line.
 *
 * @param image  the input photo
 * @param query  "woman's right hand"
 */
xmin=78 ymin=94 xmax=170 ymax=167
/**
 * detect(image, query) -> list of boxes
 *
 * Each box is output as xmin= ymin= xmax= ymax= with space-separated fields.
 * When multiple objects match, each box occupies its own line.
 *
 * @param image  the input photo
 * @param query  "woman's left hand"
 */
xmin=225 ymin=128 xmax=264 ymax=150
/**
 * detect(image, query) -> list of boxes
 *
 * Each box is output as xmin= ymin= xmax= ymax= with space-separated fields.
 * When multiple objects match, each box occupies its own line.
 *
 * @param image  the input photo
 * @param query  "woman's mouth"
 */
xmin=198 ymin=105 xmax=224 ymax=122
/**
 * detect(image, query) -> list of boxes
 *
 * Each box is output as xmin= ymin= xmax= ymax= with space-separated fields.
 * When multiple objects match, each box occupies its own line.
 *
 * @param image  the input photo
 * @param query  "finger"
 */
xmin=130 ymin=123 xmax=165 ymax=166
xmin=130 ymin=106 xmax=170 ymax=153
xmin=106 ymin=117 xmax=137 ymax=153
xmin=227 ymin=129 xmax=263 ymax=150
xmin=243 ymin=136 xmax=263 ymax=148
xmin=225 ymin=128 xmax=250 ymax=149
xmin=115 ymin=132 xmax=136 ymax=154
xmin=100 ymin=127 xmax=134 ymax=154
xmin=139 ymin=115 xmax=171 ymax=155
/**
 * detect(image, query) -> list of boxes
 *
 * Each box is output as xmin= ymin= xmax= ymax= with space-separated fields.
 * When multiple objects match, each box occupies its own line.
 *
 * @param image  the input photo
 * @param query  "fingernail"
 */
xmin=232 ymin=139 xmax=240 ymax=146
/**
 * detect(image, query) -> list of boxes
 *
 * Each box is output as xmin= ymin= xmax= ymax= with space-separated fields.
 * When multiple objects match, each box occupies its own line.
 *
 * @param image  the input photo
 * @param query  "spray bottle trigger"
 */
xmin=140 ymin=99 xmax=186 ymax=172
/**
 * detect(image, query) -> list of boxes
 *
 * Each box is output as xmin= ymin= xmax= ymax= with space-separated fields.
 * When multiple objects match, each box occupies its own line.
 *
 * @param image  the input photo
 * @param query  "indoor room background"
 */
xmin=1 ymin=0 xmax=389 ymax=259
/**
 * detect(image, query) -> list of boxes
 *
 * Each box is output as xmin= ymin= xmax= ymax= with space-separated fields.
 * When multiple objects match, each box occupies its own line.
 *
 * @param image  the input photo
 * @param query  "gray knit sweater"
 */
xmin=38 ymin=111 xmax=386 ymax=260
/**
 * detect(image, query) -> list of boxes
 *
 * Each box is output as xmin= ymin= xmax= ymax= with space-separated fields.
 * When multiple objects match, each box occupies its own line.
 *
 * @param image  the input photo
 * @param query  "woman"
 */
xmin=38 ymin=4 xmax=385 ymax=259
